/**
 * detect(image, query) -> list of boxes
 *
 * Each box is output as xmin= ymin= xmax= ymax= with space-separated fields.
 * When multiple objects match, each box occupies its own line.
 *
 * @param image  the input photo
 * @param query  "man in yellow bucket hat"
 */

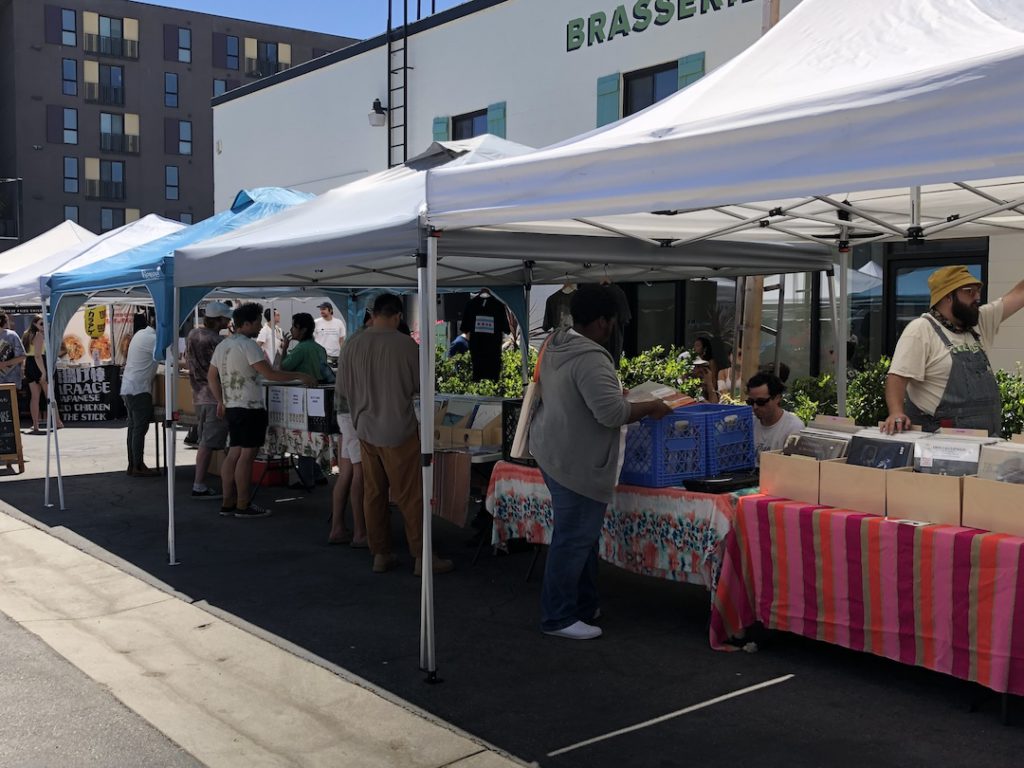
xmin=883 ymin=265 xmax=1024 ymax=436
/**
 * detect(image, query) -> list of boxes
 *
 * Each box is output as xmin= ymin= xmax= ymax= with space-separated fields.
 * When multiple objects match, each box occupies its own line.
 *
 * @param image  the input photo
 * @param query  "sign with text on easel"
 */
xmin=0 ymin=383 xmax=25 ymax=473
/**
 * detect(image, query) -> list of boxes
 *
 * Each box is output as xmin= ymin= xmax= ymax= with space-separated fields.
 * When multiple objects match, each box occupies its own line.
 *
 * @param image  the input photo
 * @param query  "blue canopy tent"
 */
xmin=42 ymin=188 xmax=314 ymax=511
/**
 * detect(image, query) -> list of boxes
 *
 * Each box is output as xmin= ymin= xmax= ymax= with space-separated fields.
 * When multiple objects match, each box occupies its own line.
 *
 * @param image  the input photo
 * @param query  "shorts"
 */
xmin=196 ymin=403 xmax=229 ymax=450
xmin=25 ymin=356 xmax=43 ymax=384
xmin=225 ymin=407 xmax=269 ymax=449
xmin=336 ymin=413 xmax=361 ymax=464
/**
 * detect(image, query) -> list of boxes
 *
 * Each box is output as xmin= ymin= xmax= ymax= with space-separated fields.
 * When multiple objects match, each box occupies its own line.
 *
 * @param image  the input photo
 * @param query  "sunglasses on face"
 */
xmin=746 ymin=397 xmax=772 ymax=407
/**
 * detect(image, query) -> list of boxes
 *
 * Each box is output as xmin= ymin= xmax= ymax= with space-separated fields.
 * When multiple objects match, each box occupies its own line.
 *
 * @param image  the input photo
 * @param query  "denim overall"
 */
xmin=903 ymin=315 xmax=1002 ymax=436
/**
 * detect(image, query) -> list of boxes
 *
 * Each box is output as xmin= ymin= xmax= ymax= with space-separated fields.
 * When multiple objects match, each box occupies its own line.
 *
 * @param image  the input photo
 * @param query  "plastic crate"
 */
xmin=501 ymin=398 xmax=537 ymax=467
xmin=620 ymin=409 xmax=705 ymax=487
xmin=686 ymin=403 xmax=756 ymax=475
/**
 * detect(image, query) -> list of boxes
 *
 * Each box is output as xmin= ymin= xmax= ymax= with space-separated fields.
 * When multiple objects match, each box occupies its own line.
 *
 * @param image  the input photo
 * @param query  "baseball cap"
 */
xmin=204 ymin=301 xmax=231 ymax=319
xmin=317 ymin=301 xmax=333 ymax=310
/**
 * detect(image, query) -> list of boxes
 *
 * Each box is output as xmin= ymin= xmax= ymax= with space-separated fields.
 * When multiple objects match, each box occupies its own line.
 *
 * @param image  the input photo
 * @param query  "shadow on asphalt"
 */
xmin=1 ymin=467 xmax=1021 ymax=768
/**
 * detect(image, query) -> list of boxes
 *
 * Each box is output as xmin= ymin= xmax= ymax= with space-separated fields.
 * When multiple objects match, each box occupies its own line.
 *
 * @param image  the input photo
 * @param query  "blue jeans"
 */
xmin=540 ymin=470 xmax=607 ymax=632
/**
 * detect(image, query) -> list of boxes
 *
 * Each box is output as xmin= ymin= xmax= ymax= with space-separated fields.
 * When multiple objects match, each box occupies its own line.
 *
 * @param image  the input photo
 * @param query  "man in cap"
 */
xmin=314 ymin=301 xmax=345 ymax=367
xmin=186 ymin=301 xmax=232 ymax=498
xmin=883 ymin=266 xmax=1024 ymax=436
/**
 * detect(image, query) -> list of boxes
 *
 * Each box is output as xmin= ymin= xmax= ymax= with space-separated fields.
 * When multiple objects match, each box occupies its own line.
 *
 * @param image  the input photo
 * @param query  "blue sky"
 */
xmin=147 ymin=1 xmax=466 ymax=39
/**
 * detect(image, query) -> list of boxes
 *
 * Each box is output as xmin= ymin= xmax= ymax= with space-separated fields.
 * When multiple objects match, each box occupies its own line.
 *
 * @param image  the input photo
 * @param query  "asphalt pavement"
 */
xmin=2 ymin=424 xmax=1024 ymax=767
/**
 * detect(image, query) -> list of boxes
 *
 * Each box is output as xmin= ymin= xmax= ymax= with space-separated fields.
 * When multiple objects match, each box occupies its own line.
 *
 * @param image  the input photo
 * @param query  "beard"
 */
xmin=951 ymin=296 xmax=980 ymax=328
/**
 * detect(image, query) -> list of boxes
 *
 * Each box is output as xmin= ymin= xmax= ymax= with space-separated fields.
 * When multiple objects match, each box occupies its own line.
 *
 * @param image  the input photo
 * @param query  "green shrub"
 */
xmin=997 ymin=365 xmax=1024 ymax=439
xmin=618 ymin=345 xmax=702 ymax=398
xmin=847 ymin=356 xmax=891 ymax=427
xmin=786 ymin=375 xmax=838 ymax=423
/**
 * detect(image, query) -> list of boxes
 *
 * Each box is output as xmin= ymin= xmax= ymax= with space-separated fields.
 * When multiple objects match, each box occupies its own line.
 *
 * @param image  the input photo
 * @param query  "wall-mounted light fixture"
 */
xmin=368 ymin=98 xmax=388 ymax=127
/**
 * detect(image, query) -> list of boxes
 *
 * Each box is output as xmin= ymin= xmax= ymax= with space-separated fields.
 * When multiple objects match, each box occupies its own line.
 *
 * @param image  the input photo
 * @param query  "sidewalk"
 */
xmin=0 ymin=429 xmax=528 ymax=768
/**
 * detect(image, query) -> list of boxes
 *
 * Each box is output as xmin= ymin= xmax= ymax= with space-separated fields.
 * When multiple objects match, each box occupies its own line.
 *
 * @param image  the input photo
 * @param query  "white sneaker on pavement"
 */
xmin=543 ymin=621 xmax=602 ymax=640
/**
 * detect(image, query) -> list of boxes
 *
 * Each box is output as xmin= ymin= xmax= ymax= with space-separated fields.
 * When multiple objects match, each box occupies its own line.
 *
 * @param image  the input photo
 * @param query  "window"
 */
xmin=225 ymin=35 xmax=239 ymax=69
xmin=100 ymin=207 xmax=125 ymax=232
xmin=99 ymin=15 xmax=122 ymax=40
xmin=63 ymin=108 xmax=77 ymax=144
xmin=100 ymin=111 xmax=123 ymax=137
xmin=64 ymin=205 xmax=79 ymax=223
xmin=180 ymin=212 xmax=193 ymax=224
xmin=63 ymin=156 xmax=78 ymax=193
xmin=623 ymin=62 xmax=678 ymax=117
xmin=99 ymin=64 xmax=124 ymax=104
xmin=61 ymin=58 xmax=77 ymax=96
xmin=178 ymin=27 xmax=191 ymax=63
xmin=178 ymin=120 xmax=192 ymax=155
xmin=164 ymin=72 xmax=178 ymax=108
xmin=212 ymin=79 xmax=227 ymax=97
xmin=165 ymin=165 xmax=179 ymax=200
xmin=451 ymin=110 xmax=488 ymax=140
xmin=61 ymin=8 xmax=76 ymax=46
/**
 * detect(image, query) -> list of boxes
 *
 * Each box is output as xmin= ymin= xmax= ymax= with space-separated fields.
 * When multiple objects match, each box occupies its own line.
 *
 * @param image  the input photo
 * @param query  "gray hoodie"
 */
xmin=529 ymin=329 xmax=632 ymax=504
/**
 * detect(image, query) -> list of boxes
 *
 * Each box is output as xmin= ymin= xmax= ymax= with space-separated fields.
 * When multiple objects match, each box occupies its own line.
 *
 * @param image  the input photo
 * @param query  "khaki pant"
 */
xmin=360 ymin=432 xmax=424 ymax=558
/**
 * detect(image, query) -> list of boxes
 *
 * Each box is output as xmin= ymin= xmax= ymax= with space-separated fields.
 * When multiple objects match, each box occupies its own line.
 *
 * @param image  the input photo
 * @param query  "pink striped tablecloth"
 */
xmin=711 ymin=494 xmax=1024 ymax=695
xmin=484 ymin=461 xmax=738 ymax=589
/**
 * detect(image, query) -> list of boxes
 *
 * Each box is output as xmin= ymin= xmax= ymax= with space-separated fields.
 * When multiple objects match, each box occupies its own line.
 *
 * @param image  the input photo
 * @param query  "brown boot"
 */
xmin=414 ymin=554 xmax=454 ymax=576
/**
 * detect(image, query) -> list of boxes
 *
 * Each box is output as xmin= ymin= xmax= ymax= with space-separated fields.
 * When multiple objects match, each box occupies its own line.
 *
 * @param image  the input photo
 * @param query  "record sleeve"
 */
xmin=978 ymin=443 xmax=1024 ymax=484
xmin=846 ymin=435 xmax=914 ymax=469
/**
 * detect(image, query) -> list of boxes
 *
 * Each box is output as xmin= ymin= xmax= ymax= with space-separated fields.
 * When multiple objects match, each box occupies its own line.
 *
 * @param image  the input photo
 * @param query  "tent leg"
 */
xmin=520 ymin=280 xmax=531 ymax=385
xmin=419 ymin=235 xmax=440 ymax=682
xmin=730 ymin=277 xmax=744 ymax=399
xmin=167 ymin=288 xmax=179 ymax=565
xmin=42 ymin=303 xmax=65 ymax=510
xmin=837 ymin=250 xmax=850 ymax=417
xmin=773 ymin=278 xmax=785 ymax=375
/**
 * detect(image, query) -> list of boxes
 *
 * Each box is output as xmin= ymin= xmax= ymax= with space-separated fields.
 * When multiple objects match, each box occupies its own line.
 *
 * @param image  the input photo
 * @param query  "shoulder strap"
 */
xmin=533 ymin=335 xmax=554 ymax=383
xmin=923 ymin=314 xmax=954 ymax=349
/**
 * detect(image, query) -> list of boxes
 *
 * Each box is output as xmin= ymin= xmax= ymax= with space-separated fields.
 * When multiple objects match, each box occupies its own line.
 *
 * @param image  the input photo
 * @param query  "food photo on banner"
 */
xmin=54 ymin=304 xmax=128 ymax=422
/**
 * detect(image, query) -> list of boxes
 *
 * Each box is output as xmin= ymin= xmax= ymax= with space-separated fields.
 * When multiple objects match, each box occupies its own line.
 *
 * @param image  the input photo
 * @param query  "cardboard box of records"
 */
xmin=962 ymin=439 xmax=1024 ymax=537
xmin=760 ymin=416 xmax=859 ymax=505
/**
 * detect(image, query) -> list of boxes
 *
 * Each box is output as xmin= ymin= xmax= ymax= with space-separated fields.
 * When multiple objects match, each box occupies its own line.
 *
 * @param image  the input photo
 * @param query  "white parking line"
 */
xmin=546 ymin=674 xmax=795 ymax=758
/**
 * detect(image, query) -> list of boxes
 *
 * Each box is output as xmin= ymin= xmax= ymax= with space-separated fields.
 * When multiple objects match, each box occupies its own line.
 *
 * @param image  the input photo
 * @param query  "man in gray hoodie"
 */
xmin=530 ymin=284 xmax=672 ymax=640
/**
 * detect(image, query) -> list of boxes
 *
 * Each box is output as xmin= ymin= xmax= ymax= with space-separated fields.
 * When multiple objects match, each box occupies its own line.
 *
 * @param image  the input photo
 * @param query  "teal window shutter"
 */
xmin=596 ymin=73 xmax=620 ymax=127
xmin=432 ymin=116 xmax=450 ymax=141
xmin=678 ymin=52 xmax=705 ymax=89
xmin=486 ymin=101 xmax=507 ymax=138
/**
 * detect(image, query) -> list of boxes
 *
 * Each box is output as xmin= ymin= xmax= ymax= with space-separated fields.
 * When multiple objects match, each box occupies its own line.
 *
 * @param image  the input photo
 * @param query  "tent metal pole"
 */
xmin=773 ymin=277 xmax=785 ymax=375
xmin=730 ymin=276 xmax=744 ymax=399
xmin=418 ymin=235 xmax=439 ymax=681
xmin=521 ymin=261 xmax=533 ymax=385
xmin=167 ymin=287 xmax=180 ymax=566
xmin=837 ymin=249 xmax=849 ymax=417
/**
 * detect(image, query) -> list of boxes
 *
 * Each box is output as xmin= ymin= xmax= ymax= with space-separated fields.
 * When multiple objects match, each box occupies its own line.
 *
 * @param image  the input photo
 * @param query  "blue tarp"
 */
xmin=46 ymin=188 xmax=313 ymax=361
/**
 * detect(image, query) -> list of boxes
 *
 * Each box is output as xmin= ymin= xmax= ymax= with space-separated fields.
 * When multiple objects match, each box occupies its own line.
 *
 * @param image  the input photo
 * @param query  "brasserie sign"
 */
xmin=568 ymin=0 xmax=756 ymax=51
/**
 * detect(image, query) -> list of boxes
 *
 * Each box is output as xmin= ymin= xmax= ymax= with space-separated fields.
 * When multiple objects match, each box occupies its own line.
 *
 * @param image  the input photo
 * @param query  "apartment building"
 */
xmin=0 ymin=0 xmax=354 ymax=248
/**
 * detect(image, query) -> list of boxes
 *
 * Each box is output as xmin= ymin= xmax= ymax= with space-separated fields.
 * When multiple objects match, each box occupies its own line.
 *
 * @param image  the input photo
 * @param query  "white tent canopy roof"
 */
xmin=175 ymin=135 xmax=833 ymax=289
xmin=0 ymin=220 xmax=95 ymax=279
xmin=0 ymin=215 xmax=184 ymax=305
xmin=426 ymin=0 xmax=1024 ymax=248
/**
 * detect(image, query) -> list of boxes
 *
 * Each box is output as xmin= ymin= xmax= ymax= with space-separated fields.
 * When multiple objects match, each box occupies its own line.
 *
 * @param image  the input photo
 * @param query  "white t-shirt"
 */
xmin=120 ymin=327 xmax=158 ymax=396
xmin=754 ymin=410 xmax=805 ymax=458
xmin=209 ymin=334 xmax=266 ymax=409
xmin=256 ymin=324 xmax=283 ymax=363
xmin=889 ymin=299 xmax=1003 ymax=416
xmin=314 ymin=316 xmax=345 ymax=357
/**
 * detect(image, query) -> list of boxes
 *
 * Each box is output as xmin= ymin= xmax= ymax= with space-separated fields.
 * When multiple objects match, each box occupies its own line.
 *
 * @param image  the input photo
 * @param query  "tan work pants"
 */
xmin=359 ymin=432 xmax=424 ymax=558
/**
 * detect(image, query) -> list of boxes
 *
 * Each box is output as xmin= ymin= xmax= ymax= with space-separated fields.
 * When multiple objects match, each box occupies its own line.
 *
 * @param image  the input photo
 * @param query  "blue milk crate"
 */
xmin=685 ymin=403 xmax=756 ymax=475
xmin=620 ymin=409 xmax=705 ymax=487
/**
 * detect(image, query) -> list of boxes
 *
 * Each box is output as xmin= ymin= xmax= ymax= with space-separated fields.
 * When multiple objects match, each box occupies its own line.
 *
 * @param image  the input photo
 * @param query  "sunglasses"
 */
xmin=746 ymin=397 xmax=772 ymax=407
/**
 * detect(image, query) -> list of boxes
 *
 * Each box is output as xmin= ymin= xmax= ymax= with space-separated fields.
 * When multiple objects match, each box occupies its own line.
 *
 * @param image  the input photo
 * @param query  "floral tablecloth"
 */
xmin=485 ymin=461 xmax=738 ymax=589
xmin=263 ymin=427 xmax=333 ymax=470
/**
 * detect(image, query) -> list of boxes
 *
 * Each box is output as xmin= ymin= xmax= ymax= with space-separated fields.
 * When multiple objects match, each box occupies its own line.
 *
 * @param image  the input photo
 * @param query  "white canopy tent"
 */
xmin=0 ymin=220 xmax=95 ymax=280
xmin=426 ymin=0 xmax=1024 ymax=413
xmin=175 ymin=135 xmax=834 ymax=680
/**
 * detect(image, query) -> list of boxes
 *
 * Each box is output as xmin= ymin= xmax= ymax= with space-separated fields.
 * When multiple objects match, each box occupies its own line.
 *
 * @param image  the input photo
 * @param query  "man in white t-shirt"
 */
xmin=314 ymin=302 xmax=345 ymax=365
xmin=256 ymin=308 xmax=284 ymax=365
xmin=209 ymin=303 xmax=315 ymax=518
xmin=120 ymin=311 xmax=159 ymax=477
xmin=883 ymin=266 xmax=1024 ymax=437
xmin=747 ymin=371 xmax=804 ymax=463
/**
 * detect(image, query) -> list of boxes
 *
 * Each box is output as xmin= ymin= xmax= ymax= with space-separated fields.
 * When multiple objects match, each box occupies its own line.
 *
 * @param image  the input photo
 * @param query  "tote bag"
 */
xmin=510 ymin=337 xmax=551 ymax=460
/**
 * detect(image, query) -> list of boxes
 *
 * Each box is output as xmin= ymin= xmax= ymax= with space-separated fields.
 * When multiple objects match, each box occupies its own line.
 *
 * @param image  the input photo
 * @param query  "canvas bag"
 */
xmin=510 ymin=337 xmax=551 ymax=460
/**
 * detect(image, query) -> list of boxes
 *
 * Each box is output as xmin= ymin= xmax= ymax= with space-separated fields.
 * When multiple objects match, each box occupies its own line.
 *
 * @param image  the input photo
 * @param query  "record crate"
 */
xmin=685 ymin=403 xmax=756 ymax=475
xmin=501 ymin=398 xmax=537 ymax=467
xmin=620 ymin=408 xmax=705 ymax=487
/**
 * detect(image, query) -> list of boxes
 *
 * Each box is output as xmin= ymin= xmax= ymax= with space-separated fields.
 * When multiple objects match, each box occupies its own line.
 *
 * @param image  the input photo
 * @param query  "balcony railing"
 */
xmin=84 ymin=34 xmax=138 ymax=60
xmin=244 ymin=57 xmax=289 ymax=77
xmin=99 ymin=133 xmax=139 ymax=154
xmin=84 ymin=82 xmax=125 ymax=106
xmin=85 ymin=180 xmax=126 ymax=201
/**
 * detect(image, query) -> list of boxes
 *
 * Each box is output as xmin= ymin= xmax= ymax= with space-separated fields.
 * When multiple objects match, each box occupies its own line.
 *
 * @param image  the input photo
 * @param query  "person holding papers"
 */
xmin=529 ymin=284 xmax=672 ymax=641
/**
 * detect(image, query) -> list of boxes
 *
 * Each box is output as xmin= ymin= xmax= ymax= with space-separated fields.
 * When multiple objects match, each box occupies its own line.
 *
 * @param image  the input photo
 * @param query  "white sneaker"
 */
xmin=543 ymin=621 xmax=602 ymax=640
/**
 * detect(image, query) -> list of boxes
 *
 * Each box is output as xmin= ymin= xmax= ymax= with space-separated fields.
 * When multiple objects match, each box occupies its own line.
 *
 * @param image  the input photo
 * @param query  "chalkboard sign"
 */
xmin=56 ymin=365 xmax=125 ymax=422
xmin=0 ymin=383 xmax=25 ymax=473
